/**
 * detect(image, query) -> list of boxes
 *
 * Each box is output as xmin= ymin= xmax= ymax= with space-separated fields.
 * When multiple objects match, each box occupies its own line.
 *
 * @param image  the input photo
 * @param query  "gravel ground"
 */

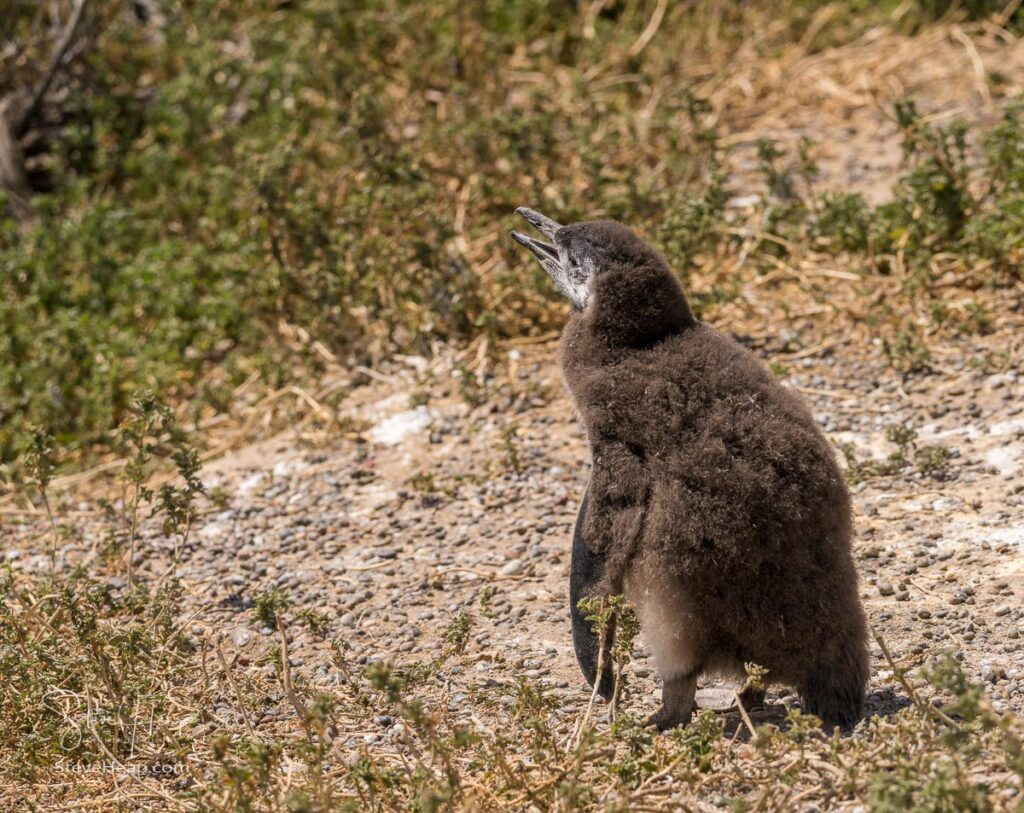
xmin=9 ymin=325 xmax=1022 ymax=749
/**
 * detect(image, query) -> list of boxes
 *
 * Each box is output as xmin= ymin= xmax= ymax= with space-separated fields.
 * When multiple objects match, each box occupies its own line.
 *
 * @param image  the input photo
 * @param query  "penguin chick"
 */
xmin=511 ymin=208 xmax=869 ymax=731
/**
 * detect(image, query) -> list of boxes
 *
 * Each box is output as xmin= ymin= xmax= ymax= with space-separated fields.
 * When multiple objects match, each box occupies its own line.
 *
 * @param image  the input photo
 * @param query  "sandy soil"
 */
xmin=10 ymin=321 xmax=1017 ymax=747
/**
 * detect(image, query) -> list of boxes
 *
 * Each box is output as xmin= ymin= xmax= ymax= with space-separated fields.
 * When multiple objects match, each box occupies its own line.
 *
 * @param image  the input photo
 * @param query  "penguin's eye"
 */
xmin=565 ymin=245 xmax=587 ymax=269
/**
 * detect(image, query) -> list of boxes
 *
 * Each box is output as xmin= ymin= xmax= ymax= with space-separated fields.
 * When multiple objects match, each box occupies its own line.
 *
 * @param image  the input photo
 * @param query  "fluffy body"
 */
xmin=556 ymin=220 xmax=869 ymax=729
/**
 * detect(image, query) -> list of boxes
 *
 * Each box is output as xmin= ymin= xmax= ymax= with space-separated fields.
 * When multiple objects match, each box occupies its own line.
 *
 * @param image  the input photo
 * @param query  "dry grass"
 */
xmin=2 ymin=563 xmax=1023 ymax=812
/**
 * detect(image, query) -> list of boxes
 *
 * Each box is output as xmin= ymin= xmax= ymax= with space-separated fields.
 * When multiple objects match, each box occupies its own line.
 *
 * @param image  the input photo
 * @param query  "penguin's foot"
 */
xmin=737 ymin=685 xmax=766 ymax=711
xmin=645 ymin=705 xmax=690 ymax=731
xmin=646 ymin=671 xmax=697 ymax=731
xmin=702 ymin=686 xmax=767 ymax=716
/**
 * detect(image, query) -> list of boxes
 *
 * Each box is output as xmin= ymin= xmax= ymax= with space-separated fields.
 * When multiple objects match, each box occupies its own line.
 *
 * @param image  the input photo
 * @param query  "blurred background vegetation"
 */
xmin=1 ymin=0 xmax=1021 ymax=466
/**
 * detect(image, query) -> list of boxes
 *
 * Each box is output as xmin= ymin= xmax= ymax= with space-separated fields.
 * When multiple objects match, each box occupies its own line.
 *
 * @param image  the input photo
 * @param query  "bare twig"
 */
xmin=570 ymin=599 xmax=609 ymax=750
xmin=215 ymin=642 xmax=258 ymax=740
xmin=628 ymin=0 xmax=668 ymax=57
xmin=38 ymin=487 xmax=60 ymax=569
xmin=276 ymin=615 xmax=320 ymax=744
xmin=733 ymin=690 xmax=758 ymax=738
xmin=18 ymin=0 xmax=91 ymax=134
xmin=872 ymin=625 xmax=960 ymax=729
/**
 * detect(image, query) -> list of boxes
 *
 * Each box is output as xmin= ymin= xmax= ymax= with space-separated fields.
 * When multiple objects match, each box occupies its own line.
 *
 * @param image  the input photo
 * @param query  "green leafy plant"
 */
xmin=296 ymin=608 xmax=330 ymax=637
xmin=499 ymin=424 xmax=521 ymax=476
xmin=882 ymin=325 xmax=932 ymax=374
xmin=443 ymin=610 xmax=473 ymax=655
xmin=253 ymin=587 xmax=290 ymax=629
xmin=154 ymin=441 xmax=206 ymax=563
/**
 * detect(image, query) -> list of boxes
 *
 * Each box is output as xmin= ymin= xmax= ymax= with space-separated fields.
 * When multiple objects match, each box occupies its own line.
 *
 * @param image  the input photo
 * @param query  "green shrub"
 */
xmin=4 ymin=2 xmax=1022 ymax=468
xmin=2 ymin=0 xmax=746 ymax=464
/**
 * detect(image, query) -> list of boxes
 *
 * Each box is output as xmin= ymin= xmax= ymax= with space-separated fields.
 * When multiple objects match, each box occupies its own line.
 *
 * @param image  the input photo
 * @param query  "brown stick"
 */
xmin=0 ymin=99 xmax=33 ymax=223
xmin=17 ymin=0 xmax=92 ymax=135
xmin=871 ymin=625 xmax=960 ymax=729
xmin=276 ymin=615 xmax=320 ymax=744
xmin=569 ymin=599 xmax=609 ymax=750
xmin=733 ymin=690 xmax=758 ymax=738
xmin=215 ymin=642 xmax=258 ymax=740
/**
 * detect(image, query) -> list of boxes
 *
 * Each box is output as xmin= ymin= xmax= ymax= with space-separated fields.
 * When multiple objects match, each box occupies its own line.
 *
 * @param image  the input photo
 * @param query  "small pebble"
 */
xmin=500 ymin=559 xmax=525 ymax=576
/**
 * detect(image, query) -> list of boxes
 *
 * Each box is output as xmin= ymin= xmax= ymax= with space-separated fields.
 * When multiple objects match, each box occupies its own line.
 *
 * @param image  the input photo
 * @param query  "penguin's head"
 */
xmin=512 ymin=208 xmax=650 ymax=311
xmin=511 ymin=207 xmax=694 ymax=346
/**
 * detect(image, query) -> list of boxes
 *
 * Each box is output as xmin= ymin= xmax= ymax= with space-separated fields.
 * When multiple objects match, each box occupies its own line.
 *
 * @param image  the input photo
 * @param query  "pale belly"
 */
xmin=623 ymin=566 xmax=699 ymax=682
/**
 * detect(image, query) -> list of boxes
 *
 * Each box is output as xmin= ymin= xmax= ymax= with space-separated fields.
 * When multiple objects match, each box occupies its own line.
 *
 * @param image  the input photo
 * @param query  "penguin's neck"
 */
xmin=586 ymin=264 xmax=695 ymax=351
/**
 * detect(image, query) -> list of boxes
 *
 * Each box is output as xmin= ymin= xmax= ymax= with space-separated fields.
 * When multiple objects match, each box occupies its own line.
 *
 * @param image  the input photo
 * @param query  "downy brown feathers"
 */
xmin=557 ymin=220 xmax=868 ymax=728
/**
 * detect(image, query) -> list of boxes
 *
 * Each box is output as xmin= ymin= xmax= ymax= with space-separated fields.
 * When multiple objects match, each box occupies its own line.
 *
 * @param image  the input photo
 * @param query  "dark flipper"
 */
xmin=570 ymin=488 xmax=615 ymax=701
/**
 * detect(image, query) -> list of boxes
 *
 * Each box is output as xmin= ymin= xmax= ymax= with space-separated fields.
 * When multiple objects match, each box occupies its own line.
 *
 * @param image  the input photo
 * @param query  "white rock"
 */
xmin=236 ymin=472 xmax=267 ymax=494
xmin=728 ymin=194 xmax=762 ymax=208
xmin=991 ymin=419 xmax=1024 ymax=436
xmin=500 ymin=559 xmax=525 ymax=576
xmin=987 ymin=446 xmax=1021 ymax=474
xmin=369 ymin=406 xmax=432 ymax=446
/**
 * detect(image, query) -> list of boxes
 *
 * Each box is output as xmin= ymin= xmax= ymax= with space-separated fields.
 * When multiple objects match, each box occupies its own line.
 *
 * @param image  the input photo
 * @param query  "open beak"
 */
xmin=511 ymin=207 xmax=588 ymax=310
xmin=511 ymin=207 xmax=563 ymax=274
xmin=516 ymin=207 xmax=561 ymax=240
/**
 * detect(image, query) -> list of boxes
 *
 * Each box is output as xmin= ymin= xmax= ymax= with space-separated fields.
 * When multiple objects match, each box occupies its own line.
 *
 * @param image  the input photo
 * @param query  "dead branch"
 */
xmin=0 ymin=98 xmax=34 ymax=223
xmin=16 ymin=0 xmax=92 ymax=136
xmin=0 ymin=0 xmax=94 ymax=224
